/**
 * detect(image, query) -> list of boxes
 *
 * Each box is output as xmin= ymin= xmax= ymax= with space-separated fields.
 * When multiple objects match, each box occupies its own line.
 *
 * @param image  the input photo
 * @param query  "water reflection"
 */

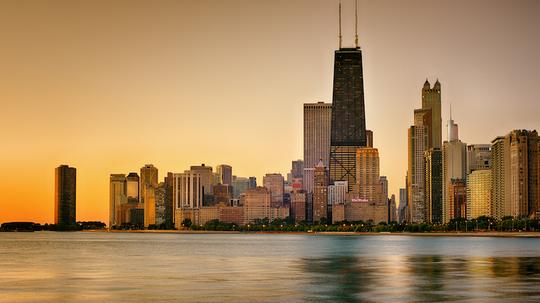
xmin=300 ymin=255 xmax=540 ymax=302
xmin=1 ymin=233 xmax=540 ymax=302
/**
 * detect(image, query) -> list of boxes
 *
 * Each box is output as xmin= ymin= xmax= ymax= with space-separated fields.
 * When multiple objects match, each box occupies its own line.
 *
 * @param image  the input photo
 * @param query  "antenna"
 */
xmin=355 ymin=0 xmax=359 ymax=48
xmin=450 ymin=102 xmax=453 ymax=120
xmin=339 ymin=1 xmax=342 ymax=49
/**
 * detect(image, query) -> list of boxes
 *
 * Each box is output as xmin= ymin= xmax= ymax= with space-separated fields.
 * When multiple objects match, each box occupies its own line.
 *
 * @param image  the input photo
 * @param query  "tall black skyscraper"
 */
xmin=55 ymin=165 xmax=77 ymax=225
xmin=329 ymin=2 xmax=367 ymax=191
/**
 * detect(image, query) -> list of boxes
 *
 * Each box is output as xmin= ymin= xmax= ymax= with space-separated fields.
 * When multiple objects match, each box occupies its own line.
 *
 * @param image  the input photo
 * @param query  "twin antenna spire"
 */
xmin=338 ymin=0 xmax=360 ymax=49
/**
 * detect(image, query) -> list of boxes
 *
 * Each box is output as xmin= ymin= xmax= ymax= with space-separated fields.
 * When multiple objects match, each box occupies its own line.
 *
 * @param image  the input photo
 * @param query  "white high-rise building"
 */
xmin=173 ymin=171 xmax=203 ymax=209
xmin=303 ymin=102 xmax=331 ymax=193
xmin=442 ymin=116 xmax=467 ymax=223
xmin=407 ymin=109 xmax=430 ymax=223
xmin=328 ymin=181 xmax=348 ymax=206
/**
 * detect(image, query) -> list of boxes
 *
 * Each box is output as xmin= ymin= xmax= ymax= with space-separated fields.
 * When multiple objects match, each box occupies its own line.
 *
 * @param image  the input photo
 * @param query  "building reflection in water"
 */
xmin=300 ymin=254 xmax=540 ymax=302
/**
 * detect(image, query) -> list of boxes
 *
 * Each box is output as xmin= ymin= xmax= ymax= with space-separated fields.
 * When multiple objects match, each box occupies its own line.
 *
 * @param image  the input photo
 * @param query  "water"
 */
xmin=1 ymin=232 xmax=540 ymax=303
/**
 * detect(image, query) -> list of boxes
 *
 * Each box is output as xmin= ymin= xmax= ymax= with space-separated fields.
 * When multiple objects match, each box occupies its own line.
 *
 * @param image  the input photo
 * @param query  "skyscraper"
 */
xmin=216 ymin=164 xmax=233 ymax=186
xmin=290 ymin=191 xmax=306 ymax=223
xmin=328 ymin=181 xmax=348 ymax=208
xmin=356 ymin=147 xmax=382 ymax=202
xmin=213 ymin=184 xmax=233 ymax=205
xmin=406 ymin=80 xmax=443 ymax=223
xmin=448 ymin=179 xmax=467 ymax=219
xmin=442 ymin=117 xmax=467 ymax=223
xmin=312 ymin=160 xmax=328 ymax=223
xmin=467 ymin=144 xmax=491 ymax=174
xmin=164 ymin=173 xmax=174 ymax=228
xmin=190 ymin=164 xmax=214 ymax=197
xmin=109 ymin=174 xmax=126 ymax=228
xmin=422 ymin=79 xmax=442 ymax=149
xmin=291 ymin=160 xmax=304 ymax=179
xmin=263 ymin=173 xmax=285 ymax=207
xmin=328 ymin=1 xmax=367 ymax=192
xmin=329 ymin=46 xmax=367 ymax=191
xmin=242 ymin=187 xmax=271 ymax=225
xmin=173 ymin=171 xmax=203 ymax=209
xmin=490 ymin=130 xmax=540 ymax=219
xmin=232 ymin=176 xmax=250 ymax=198
xmin=398 ymin=188 xmax=408 ymax=223
xmin=407 ymin=109 xmax=430 ymax=223
xmin=54 ymin=165 xmax=76 ymax=226
xmin=248 ymin=177 xmax=257 ymax=189
xmin=491 ymin=136 xmax=511 ymax=219
xmin=126 ymin=172 xmax=140 ymax=203
xmin=424 ymin=148 xmax=442 ymax=223
xmin=303 ymin=102 xmax=331 ymax=193
xmin=140 ymin=164 xmax=158 ymax=228
xmin=508 ymin=130 xmax=539 ymax=218
xmin=467 ymin=169 xmax=492 ymax=220
xmin=155 ymin=182 xmax=166 ymax=226
xmin=388 ymin=194 xmax=397 ymax=223
xmin=380 ymin=176 xmax=388 ymax=202
xmin=140 ymin=164 xmax=158 ymax=205
xmin=143 ymin=186 xmax=156 ymax=227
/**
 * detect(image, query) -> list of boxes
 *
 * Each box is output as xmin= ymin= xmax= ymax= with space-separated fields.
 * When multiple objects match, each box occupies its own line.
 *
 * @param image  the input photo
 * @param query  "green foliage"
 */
xmin=177 ymin=216 xmax=540 ymax=233
xmin=181 ymin=218 xmax=192 ymax=228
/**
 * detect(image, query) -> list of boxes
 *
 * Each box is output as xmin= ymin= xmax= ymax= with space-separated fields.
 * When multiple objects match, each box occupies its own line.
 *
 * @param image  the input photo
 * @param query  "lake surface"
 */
xmin=1 ymin=232 xmax=540 ymax=302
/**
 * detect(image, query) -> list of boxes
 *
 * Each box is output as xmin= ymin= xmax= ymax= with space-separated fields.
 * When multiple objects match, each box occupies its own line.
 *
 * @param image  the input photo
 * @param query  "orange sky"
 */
xmin=1 ymin=0 xmax=539 ymax=224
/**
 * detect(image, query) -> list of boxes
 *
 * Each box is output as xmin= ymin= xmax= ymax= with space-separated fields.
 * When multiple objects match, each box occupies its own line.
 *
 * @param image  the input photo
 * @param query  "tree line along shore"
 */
xmin=2 ymin=216 xmax=540 ymax=235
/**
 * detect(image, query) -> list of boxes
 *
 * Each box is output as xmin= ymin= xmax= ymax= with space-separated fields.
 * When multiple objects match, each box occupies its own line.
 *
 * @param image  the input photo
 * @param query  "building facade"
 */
xmin=424 ymin=148 xmax=442 ymax=223
xmin=242 ymin=187 xmax=271 ymax=224
xmin=491 ymin=136 xmax=511 ymax=219
xmin=303 ymin=102 xmax=332 ymax=193
xmin=508 ymin=130 xmax=540 ymax=218
xmin=407 ymin=122 xmax=428 ymax=223
xmin=332 ymin=194 xmax=388 ymax=224
xmin=467 ymin=144 xmax=491 ymax=174
xmin=421 ymin=79 xmax=442 ymax=149
xmin=140 ymin=164 xmax=158 ymax=205
xmin=448 ymin=179 xmax=467 ymax=219
xmin=216 ymin=164 xmax=233 ymax=186
xmin=312 ymin=161 xmax=329 ymax=223
xmin=398 ymin=188 xmax=408 ymax=223
xmin=55 ymin=165 xmax=77 ymax=226
xmin=356 ymin=147 xmax=382 ymax=203
xmin=126 ymin=172 xmax=139 ymax=203
xmin=329 ymin=47 xmax=367 ymax=192
xmin=263 ymin=173 xmax=285 ymax=207
xmin=328 ymin=181 xmax=348 ymax=207
xmin=290 ymin=191 xmax=307 ymax=223
xmin=214 ymin=184 xmax=233 ymax=205
xmin=466 ymin=169 xmax=492 ymax=220
xmin=189 ymin=165 xmax=214 ymax=205
xmin=173 ymin=170 xmax=203 ymax=213
xmin=406 ymin=80 xmax=443 ymax=224
xmin=232 ymin=176 xmax=250 ymax=198
xmin=442 ymin=118 xmax=467 ymax=223
xmin=109 ymin=174 xmax=126 ymax=228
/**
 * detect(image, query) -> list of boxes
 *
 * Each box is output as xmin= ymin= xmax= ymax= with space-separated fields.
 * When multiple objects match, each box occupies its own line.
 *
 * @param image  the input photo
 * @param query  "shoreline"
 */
xmin=81 ymin=230 xmax=540 ymax=238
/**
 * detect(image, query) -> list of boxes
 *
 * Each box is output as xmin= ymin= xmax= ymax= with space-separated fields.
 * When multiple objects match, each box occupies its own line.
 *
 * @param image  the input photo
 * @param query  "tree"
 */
xmin=182 ymin=218 xmax=192 ymax=228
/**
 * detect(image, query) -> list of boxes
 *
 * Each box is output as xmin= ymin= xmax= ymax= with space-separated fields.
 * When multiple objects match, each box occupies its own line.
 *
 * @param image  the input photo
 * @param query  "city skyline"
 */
xmin=2 ymin=0 xmax=540 ymax=224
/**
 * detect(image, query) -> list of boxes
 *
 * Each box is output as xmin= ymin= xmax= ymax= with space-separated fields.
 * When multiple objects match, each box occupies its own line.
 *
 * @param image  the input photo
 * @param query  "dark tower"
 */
xmin=54 ymin=165 xmax=77 ymax=225
xmin=329 ymin=1 xmax=367 ymax=191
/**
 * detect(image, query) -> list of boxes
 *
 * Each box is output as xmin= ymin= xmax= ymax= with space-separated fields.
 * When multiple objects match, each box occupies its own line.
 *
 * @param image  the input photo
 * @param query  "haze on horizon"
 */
xmin=1 ymin=0 xmax=539 ymax=224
